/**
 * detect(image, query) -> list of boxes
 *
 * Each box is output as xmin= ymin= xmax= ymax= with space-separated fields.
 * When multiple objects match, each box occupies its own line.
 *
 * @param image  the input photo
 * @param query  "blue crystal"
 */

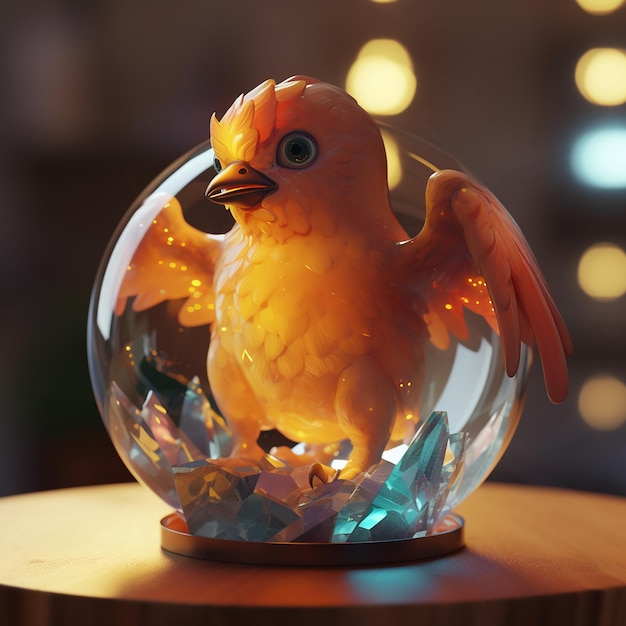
xmin=343 ymin=411 xmax=459 ymax=541
xmin=331 ymin=461 xmax=394 ymax=542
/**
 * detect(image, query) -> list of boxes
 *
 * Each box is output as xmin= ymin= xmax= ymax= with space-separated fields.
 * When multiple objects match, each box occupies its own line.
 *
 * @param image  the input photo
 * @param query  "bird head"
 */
xmin=206 ymin=76 xmax=402 ymax=241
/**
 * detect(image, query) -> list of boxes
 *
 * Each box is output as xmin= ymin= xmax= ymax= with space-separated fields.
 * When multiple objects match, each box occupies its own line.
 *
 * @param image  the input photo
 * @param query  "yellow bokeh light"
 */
xmin=575 ymin=48 xmax=626 ymax=106
xmin=346 ymin=39 xmax=417 ymax=115
xmin=578 ymin=243 xmax=626 ymax=300
xmin=380 ymin=129 xmax=402 ymax=190
xmin=575 ymin=0 xmax=624 ymax=14
xmin=579 ymin=374 xmax=626 ymax=430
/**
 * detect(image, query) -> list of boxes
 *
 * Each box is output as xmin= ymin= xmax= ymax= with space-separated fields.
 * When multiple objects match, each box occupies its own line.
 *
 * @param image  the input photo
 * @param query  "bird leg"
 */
xmin=207 ymin=340 xmax=266 ymax=465
xmin=332 ymin=356 xmax=397 ymax=482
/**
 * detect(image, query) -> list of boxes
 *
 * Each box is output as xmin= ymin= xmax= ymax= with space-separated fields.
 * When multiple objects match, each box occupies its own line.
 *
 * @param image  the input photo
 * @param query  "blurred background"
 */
xmin=1 ymin=0 xmax=625 ymax=498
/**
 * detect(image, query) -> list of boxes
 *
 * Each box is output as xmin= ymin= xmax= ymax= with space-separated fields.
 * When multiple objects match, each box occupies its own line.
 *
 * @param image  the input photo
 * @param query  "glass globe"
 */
xmin=87 ymin=125 xmax=531 ymax=546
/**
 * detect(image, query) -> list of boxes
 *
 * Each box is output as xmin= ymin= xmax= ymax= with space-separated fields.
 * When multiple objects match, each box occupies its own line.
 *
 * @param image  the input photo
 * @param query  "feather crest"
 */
xmin=211 ymin=78 xmax=308 ymax=161
xmin=211 ymin=97 xmax=258 ymax=162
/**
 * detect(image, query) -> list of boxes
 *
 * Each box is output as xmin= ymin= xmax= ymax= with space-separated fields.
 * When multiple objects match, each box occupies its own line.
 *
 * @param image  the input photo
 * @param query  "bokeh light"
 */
xmin=575 ymin=0 xmax=625 ymax=14
xmin=346 ymin=39 xmax=417 ymax=115
xmin=577 ymin=243 xmax=626 ymax=300
xmin=570 ymin=126 xmax=626 ymax=188
xmin=579 ymin=374 xmax=626 ymax=430
xmin=575 ymin=48 xmax=626 ymax=106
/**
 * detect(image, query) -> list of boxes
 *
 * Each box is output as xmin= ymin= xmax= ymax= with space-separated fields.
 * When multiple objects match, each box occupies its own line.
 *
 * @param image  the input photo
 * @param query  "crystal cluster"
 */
xmin=106 ymin=365 xmax=466 ymax=542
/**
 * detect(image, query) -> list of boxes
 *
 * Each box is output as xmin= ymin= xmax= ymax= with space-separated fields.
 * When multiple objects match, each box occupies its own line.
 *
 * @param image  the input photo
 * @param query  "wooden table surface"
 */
xmin=1 ymin=481 xmax=625 ymax=625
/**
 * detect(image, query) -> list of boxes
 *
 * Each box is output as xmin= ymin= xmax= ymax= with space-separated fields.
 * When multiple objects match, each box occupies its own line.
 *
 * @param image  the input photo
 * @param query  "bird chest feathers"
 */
xmin=211 ymin=224 xmax=421 ymax=398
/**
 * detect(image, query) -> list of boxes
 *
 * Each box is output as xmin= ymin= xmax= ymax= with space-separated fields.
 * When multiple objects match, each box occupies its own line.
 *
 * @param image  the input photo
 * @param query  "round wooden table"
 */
xmin=1 ymin=482 xmax=625 ymax=625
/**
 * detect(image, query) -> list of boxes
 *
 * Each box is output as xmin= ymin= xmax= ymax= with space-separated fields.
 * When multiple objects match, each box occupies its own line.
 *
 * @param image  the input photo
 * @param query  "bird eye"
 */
xmin=213 ymin=155 xmax=223 ymax=172
xmin=277 ymin=132 xmax=318 ymax=168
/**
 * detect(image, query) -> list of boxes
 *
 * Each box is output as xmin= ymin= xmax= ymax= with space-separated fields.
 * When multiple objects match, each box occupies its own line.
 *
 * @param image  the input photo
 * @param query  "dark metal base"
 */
xmin=160 ymin=512 xmax=464 ymax=566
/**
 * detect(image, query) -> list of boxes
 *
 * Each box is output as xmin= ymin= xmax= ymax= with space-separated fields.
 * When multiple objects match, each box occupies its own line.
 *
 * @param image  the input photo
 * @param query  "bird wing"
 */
xmin=115 ymin=191 xmax=223 ymax=327
xmin=403 ymin=169 xmax=572 ymax=403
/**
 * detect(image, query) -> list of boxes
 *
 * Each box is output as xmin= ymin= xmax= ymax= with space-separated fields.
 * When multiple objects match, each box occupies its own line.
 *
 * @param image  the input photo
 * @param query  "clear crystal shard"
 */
xmin=173 ymin=459 xmax=301 ymax=541
xmin=110 ymin=372 xmax=466 ymax=544
xmin=179 ymin=376 xmax=232 ymax=459
xmin=104 ymin=372 xmax=234 ymax=512
xmin=142 ymin=391 xmax=205 ymax=465
xmin=168 ymin=410 xmax=466 ymax=543
xmin=107 ymin=382 xmax=180 ymax=509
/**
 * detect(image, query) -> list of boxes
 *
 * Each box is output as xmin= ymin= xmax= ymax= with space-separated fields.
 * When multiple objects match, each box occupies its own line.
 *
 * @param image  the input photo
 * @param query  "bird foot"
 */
xmin=308 ymin=462 xmax=339 ymax=487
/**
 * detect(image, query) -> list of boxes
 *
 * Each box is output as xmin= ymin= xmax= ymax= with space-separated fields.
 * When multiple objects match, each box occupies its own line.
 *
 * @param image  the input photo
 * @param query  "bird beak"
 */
xmin=205 ymin=161 xmax=278 ymax=209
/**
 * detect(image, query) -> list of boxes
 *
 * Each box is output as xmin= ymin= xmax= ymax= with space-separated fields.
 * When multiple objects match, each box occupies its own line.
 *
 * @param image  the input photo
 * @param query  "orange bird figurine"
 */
xmin=118 ymin=76 xmax=572 ymax=482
